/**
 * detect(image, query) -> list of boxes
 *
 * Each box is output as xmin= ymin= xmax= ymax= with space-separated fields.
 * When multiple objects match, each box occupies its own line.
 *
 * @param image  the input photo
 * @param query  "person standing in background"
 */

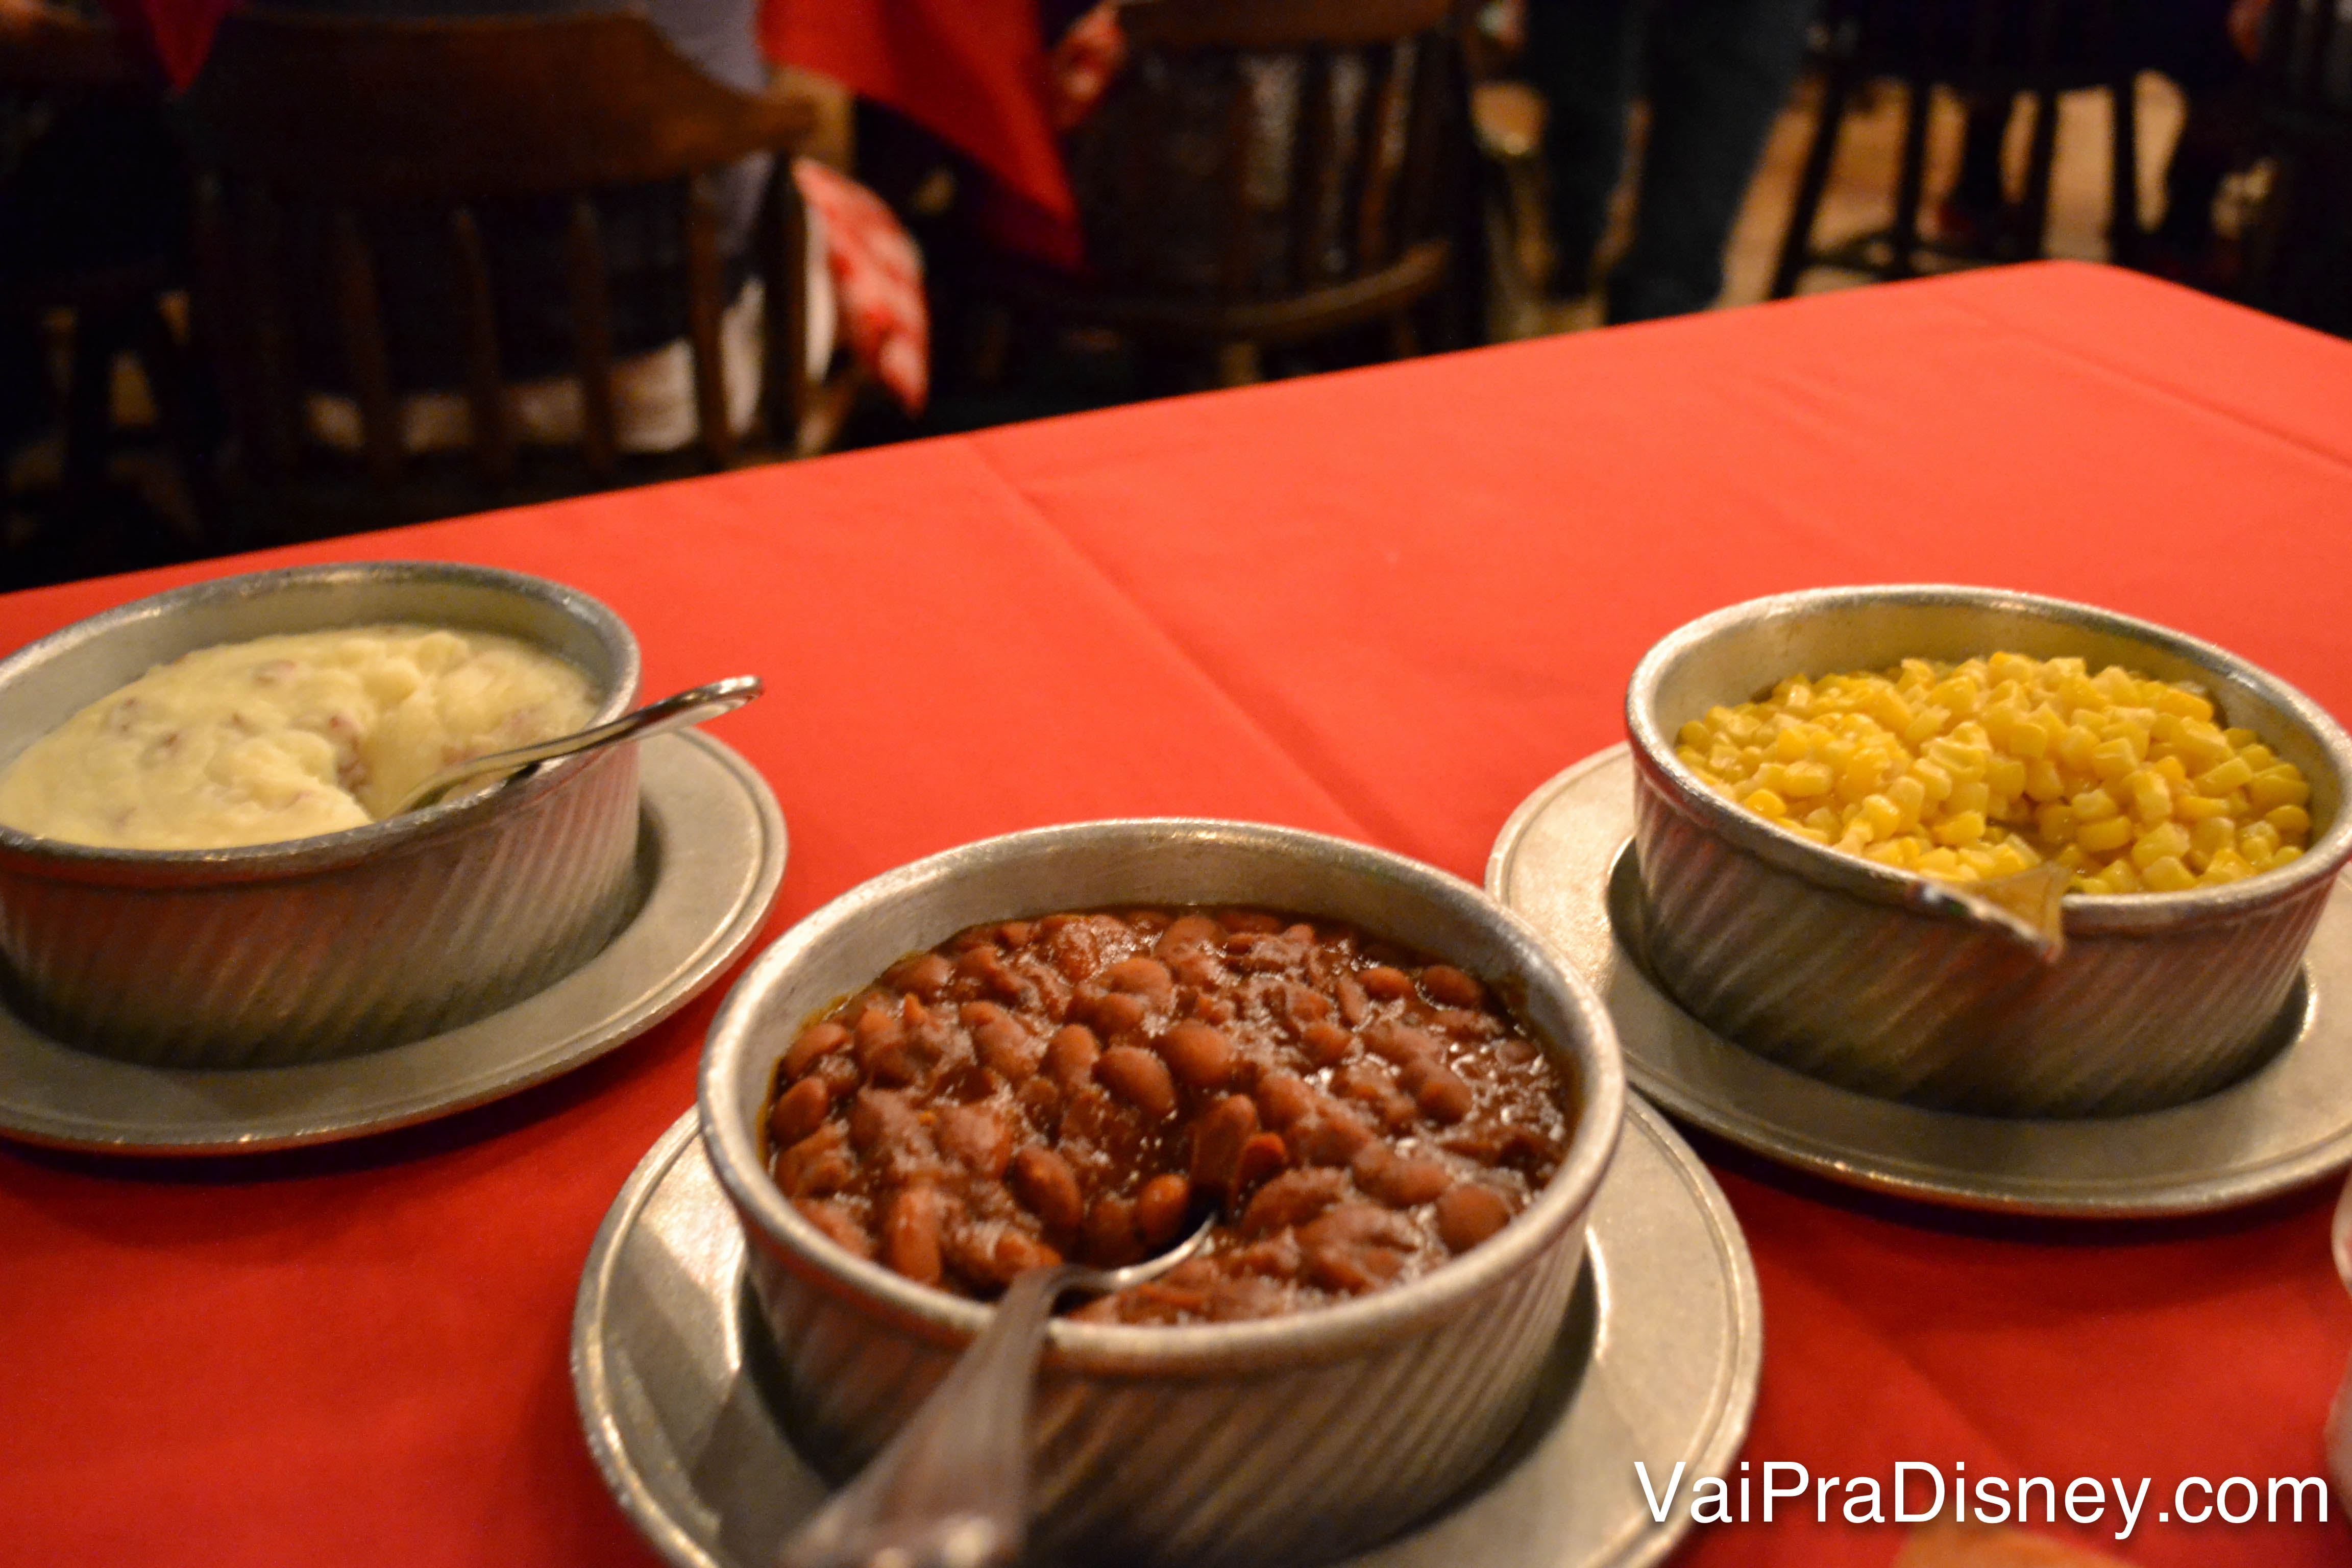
xmin=1525 ymin=0 xmax=1814 ymax=323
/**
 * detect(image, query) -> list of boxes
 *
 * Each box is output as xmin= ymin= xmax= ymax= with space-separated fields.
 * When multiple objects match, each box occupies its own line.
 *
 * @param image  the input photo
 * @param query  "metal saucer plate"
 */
xmin=572 ymin=1096 xmax=1761 ymax=1568
xmin=1488 ymin=744 xmax=2352 ymax=1217
xmin=0 ymin=731 xmax=785 ymax=1155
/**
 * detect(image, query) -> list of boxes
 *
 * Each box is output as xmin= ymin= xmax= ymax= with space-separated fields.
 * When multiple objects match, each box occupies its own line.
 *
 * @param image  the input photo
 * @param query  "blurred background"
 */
xmin=3 ymin=0 xmax=2343 ymax=590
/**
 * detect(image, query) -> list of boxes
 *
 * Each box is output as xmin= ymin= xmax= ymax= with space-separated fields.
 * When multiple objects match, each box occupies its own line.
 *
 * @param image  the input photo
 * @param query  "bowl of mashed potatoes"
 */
xmin=1624 ymin=585 xmax=2352 ymax=1116
xmin=0 ymin=561 xmax=643 ymax=1068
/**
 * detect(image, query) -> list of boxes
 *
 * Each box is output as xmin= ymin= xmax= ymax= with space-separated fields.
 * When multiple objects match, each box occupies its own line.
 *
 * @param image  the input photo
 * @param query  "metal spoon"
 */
xmin=780 ymin=1210 xmax=1220 ymax=1568
xmin=388 ymin=675 xmax=763 ymax=816
xmin=1904 ymin=860 xmax=2072 ymax=963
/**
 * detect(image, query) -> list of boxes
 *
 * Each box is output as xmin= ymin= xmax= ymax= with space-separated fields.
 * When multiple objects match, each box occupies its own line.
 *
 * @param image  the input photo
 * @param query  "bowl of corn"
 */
xmin=1624 ymin=585 xmax=2352 ymax=1116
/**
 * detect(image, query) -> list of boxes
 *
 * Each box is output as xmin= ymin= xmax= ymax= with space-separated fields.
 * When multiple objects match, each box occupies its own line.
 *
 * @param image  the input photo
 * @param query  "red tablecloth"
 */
xmin=6 ymin=262 xmax=2350 ymax=1568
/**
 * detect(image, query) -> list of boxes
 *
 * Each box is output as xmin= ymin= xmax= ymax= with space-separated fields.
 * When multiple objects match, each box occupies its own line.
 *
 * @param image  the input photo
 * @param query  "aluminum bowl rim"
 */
xmin=1625 ymin=583 xmax=2352 ymax=936
xmin=0 ymin=560 xmax=641 ymax=878
xmin=700 ymin=817 xmax=1626 ymax=1373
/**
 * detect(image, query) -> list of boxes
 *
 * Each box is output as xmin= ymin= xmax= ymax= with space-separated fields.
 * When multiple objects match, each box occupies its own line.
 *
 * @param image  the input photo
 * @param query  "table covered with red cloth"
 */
xmin=5 ymin=261 xmax=2350 ymax=1568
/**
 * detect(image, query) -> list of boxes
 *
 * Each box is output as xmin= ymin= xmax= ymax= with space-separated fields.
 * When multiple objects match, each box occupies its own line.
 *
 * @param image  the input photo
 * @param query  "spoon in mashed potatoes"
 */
xmin=387 ymin=674 xmax=763 ymax=815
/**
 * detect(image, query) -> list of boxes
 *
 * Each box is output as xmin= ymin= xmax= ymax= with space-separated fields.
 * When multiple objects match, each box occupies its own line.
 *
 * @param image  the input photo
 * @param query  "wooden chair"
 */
xmin=1770 ymin=0 xmax=2142 ymax=296
xmin=185 ymin=10 xmax=834 ymax=527
xmin=2239 ymin=0 xmax=2352 ymax=335
xmin=990 ymin=0 xmax=1467 ymax=386
xmin=2 ymin=20 xmax=217 ymax=577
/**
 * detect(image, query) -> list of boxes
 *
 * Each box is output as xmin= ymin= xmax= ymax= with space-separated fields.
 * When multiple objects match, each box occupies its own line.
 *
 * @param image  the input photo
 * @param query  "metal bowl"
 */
xmin=699 ymin=819 xmax=1626 ymax=1568
xmin=0 ymin=561 xmax=643 ymax=1069
xmin=1626 ymin=585 xmax=2352 ymax=1116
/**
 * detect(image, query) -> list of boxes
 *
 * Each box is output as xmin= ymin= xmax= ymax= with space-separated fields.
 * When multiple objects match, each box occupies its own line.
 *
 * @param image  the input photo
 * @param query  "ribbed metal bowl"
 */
xmin=699 ymin=819 xmax=1626 ymax=1568
xmin=1626 ymin=585 xmax=2352 ymax=1116
xmin=0 ymin=561 xmax=643 ymax=1069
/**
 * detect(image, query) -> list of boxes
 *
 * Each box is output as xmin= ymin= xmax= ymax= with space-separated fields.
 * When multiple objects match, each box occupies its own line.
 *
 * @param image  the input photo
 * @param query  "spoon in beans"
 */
xmin=779 ymin=1208 xmax=1219 ymax=1568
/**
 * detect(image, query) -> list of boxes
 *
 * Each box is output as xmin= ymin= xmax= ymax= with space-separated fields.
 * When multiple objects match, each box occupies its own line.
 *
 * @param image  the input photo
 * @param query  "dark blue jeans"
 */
xmin=1527 ymin=0 xmax=1815 ymax=322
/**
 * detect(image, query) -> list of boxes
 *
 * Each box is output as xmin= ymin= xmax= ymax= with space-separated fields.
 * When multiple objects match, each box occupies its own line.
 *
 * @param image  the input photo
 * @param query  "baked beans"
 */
xmin=764 ymin=908 xmax=1577 ymax=1324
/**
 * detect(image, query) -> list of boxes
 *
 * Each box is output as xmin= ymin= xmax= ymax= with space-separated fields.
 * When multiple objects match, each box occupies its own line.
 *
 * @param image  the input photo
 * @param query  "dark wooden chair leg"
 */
xmin=2019 ymin=86 xmax=2062 ymax=257
xmin=1771 ymin=61 xmax=1853 ymax=299
xmin=1888 ymin=74 xmax=1935 ymax=279
xmin=2106 ymin=73 xmax=2141 ymax=266
xmin=61 ymin=306 xmax=125 ymax=572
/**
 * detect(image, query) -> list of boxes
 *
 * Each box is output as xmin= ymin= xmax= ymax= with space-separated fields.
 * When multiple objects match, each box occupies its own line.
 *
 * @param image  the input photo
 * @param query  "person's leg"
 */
xmin=2136 ymin=0 xmax=2247 ymax=262
xmin=1605 ymin=0 xmax=1814 ymax=321
xmin=1523 ymin=0 xmax=1645 ymax=298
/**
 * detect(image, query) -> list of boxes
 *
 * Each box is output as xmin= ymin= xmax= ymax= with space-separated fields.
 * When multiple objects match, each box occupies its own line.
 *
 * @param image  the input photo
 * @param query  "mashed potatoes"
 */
xmin=0 ymin=626 xmax=596 ymax=849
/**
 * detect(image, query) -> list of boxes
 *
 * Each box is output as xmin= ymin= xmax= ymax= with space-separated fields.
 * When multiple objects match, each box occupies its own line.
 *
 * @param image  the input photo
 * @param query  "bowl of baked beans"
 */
xmin=698 ymin=818 xmax=1624 ymax=1568
xmin=1625 ymin=584 xmax=2352 ymax=1116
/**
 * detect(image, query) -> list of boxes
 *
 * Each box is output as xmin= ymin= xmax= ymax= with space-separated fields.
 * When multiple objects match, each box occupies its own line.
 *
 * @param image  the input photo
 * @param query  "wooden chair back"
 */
xmin=187 ymin=9 xmax=816 ymax=496
xmin=1837 ymin=0 xmax=2119 ymax=88
xmin=1049 ymin=0 xmax=1461 ymax=346
xmin=2243 ymin=0 xmax=2352 ymax=335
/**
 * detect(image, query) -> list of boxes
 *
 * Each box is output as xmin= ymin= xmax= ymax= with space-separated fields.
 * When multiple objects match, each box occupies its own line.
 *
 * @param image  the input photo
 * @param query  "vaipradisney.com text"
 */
xmin=1636 ymin=1460 xmax=2332 ymax=1541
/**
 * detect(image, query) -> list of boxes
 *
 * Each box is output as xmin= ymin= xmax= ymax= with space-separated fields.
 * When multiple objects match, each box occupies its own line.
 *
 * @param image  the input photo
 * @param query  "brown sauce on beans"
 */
xmin=764 ymin=908 xmax=1576 ymax=1324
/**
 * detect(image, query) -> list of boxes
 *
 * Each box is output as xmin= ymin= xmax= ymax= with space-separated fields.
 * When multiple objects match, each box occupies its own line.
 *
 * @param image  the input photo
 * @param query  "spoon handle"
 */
xmin=778 ymin=1263 xmax=1080 ymax=1568
xmin=484 ymin=675 xmax=763 ymax=776
xmin=396 ymin=675 xmax=762 ymax=814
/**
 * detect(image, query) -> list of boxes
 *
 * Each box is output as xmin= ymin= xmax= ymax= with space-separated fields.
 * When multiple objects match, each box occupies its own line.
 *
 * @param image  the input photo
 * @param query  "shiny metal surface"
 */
xmin=573 ymin=1096 xmax=1758 ymax=1568
xmin=1625 ymin=585 xmax=2352 ymax=1116
xmin=698 ymin=820 xmax=1628 ymax=1568
xmin=0 ymin=561 xmax=647 ymax=1067
xmin=781 ymin=1212 xmax=1218 ymax=1568
xmin=392 ymin=674 xmax=763 ymax=816
xmin=1490 ymin=745 xmax=2352 ymax=1215
xmin=0 ymin=731 xmax=782 ymax=1154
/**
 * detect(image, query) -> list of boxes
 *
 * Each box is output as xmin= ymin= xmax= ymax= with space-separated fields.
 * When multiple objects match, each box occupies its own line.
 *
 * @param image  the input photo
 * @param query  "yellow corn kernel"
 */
xmin=1745 ymin=789 xmax=1789 ymax=819
xmin=1949 ymin=780 xmax=1991 ymax=818
xmin=1984 ymin=842 xmax=2034 ymax=877
xmin=2077 ymin=815 xmax=2135 ymax=853
xmin=2271 ymin=846 xmax=2305 ymax=870
xmin=2022 ymin=758 xmax=2066 ymax=802
xmin=2090 ymin=737 xmax=2142 ymax=781
xmin=2141 ymin=855 xmax=2198 ymax=892
xmin=2173 ymin=791 xmax=2230 ymax=821
xmin=2265 ymin=804 xmax=2313 ymax=837
xmin=1839 ymin=750 xmax=1890 ymax=799
xmin=1803 ymin=806 xmax=1841 ymax=835
xmin=2151 ymin=684 xmax=2214 ymax=721
xmin=2056 ymin=724 xmax=2100 ymax=772
xmin=2247 ymin=767 xmax=2311 ymax=811
xmin=1860 ymin=793 xmax=1904 ymax=839
xmin=1888 ymin=774 xmax=1928 ymax=820
xmin=2093 ymin=859 xmax=2142 ymax=894
xmin=1773 ymin=726 xmax=1811 ymax=762
xmin=1903 ymin=706 xmax=1950 ymax=747
xmin=2130 ymin=820 xmax=2192 ymax=871
xmin=2070 ymin=787 xmax=2121 ymax=823
xmin=2189 ymin=816 xmax=2238 ymax=866
xmin=1932 ymin=810 xmax=1987 ymax=847
xmin=2239 ymin=821 xmax=2282 ymax=861
xmin=2202 ymin=849 xmax=2253 ymax=885
xmin=2123 ymin=769 xmax=2172 ymax=824
xmin=2195 ymin=756 xmax=2256 ymax=795
xmin=2241 ymin=744 xmax=2275 ymax=771
xmin=1781 ymin=761 xmax=1835 ymax=798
